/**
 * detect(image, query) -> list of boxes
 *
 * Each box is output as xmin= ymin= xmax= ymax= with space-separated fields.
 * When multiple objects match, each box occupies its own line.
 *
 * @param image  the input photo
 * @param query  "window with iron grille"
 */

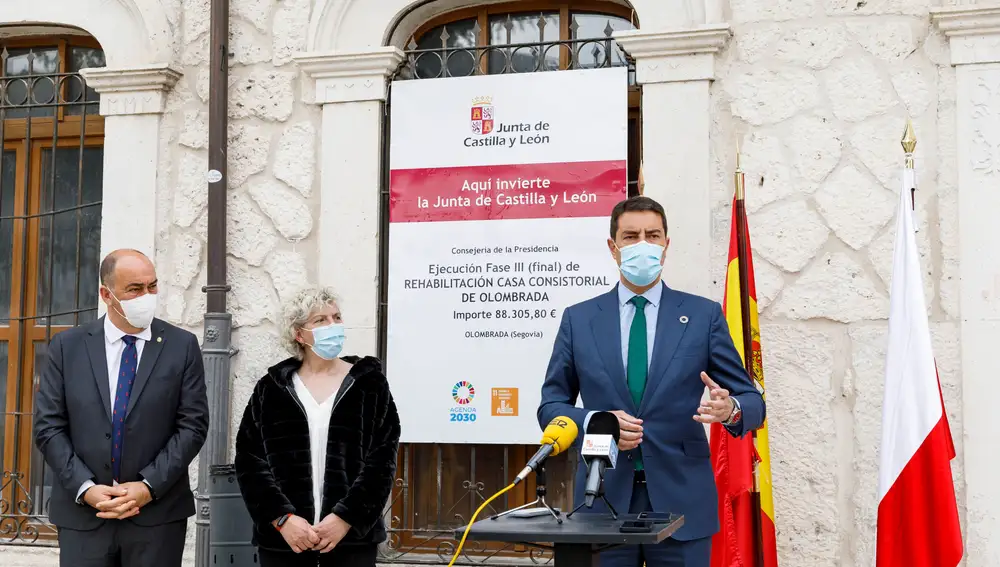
xmin=397 ymin=2 xmax=642 ymax=196
xmin=0 ymin=33 xmax=105 ymax=545
xmin=378 ymin=3 xmax=640 ymax=563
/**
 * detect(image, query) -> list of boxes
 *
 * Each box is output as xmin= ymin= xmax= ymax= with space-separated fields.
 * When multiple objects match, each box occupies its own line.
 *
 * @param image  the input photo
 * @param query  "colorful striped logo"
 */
xmin=452 ymin=381 xmax=475 ymax=405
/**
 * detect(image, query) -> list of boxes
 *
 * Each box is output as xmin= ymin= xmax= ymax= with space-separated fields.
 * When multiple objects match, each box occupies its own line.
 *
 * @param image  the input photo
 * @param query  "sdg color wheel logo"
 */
xmin=452 ymin=381 xmax=475 ymax=404
xmin=449 ymin=381 xmax=477 ymax=423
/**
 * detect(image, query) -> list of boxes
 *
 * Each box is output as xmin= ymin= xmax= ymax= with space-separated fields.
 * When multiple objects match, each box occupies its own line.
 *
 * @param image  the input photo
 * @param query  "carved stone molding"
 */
xmin=614 ymin=25 xmax=731 ymax=84
xmin=294 ymin=47 xmax=404 ymax=104
xmin=79 ymin=64 xmax=182 ymax=116
xmin=968 ymin=70 xmax=1000 ymax=178
xmin=931 ymin=5 xmax=1000 ymax=65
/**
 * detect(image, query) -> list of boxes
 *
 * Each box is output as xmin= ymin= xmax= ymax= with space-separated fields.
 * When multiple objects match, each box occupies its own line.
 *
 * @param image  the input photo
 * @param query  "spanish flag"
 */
xmin=709 ymin=197 xmax=778 ymax=567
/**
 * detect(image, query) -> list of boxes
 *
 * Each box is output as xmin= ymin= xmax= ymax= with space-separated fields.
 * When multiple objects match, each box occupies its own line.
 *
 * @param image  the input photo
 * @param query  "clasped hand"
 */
xmin=279 ymin=514 xmax=351 ymax=554
xmin=86 ymin=481 xmax=151 ymax=520
xmin=610 ymin=372 xmax=736 ymax=450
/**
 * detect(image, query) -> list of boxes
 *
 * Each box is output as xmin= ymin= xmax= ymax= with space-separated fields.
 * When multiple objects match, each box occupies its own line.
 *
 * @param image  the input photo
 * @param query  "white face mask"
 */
xmin=109 ymin=291 xmax=157 ymax=329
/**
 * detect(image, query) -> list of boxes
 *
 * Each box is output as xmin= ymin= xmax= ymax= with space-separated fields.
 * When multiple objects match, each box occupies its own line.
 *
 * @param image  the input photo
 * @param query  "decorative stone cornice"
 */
xmin=931 ymin=5 xmax=1000 ymax=65
xmin=614 ymin=25 xmax=731 ymax=84
xmin=294 ymin=47 xmax=404 ymax=104
xmin=79 ymin=64 xmax=182 ymax=116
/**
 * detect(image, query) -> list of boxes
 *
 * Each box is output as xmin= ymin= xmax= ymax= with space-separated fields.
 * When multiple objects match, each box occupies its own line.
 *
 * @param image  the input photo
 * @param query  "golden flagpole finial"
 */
xmin=901 ymin=119 xmax=917 ymax=168
xmin=734 ymin=136 xmax=746 ymax=201
xmin=901 ymin=119 xmax=917 ymax=211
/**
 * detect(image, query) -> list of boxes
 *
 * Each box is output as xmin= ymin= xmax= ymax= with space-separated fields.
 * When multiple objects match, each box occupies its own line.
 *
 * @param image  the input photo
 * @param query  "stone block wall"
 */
xmin=0 ymin=1 xmax=969 ymax=566
xmin=709 ymin=1 xmax=965 ymax=565
xmin=148 ymin=0 xmax=321 ymax=561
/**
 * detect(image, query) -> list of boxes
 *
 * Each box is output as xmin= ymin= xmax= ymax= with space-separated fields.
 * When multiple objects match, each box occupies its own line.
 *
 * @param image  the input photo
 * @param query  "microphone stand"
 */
xmin=490 ymin=464 xmax=562 ymax=524
xmin=566 ymin=464 xmax=618 ymax=520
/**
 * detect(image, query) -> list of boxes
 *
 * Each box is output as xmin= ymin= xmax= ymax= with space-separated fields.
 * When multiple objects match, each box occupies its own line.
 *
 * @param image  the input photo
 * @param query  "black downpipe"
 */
xmin=206 ymin=0 xmax=230 ymax=312
xmin=378 ymin=85 xmax=393 ymax=363
xmin=196 ymin=0 xmax=237 ymax=566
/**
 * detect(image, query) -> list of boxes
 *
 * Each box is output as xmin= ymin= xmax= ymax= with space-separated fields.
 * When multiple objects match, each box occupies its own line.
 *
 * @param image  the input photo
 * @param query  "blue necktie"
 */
xmin=111 ymin=335 xmax=138 ymax=482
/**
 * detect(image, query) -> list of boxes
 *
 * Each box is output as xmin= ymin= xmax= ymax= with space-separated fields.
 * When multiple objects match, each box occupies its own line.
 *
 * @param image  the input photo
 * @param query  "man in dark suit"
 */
xmin=538 ymin=196 xmax=765 ymax=567
xmin=34 ymin=249 xmax=209 ymax=567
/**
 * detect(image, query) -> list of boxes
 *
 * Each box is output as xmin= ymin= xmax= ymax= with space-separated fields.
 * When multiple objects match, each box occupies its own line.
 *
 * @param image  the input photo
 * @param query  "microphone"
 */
xmin=580 ymin=411 xmax=621 ymax=508
xmin=514 ymin=416 xmax=579 ymax=485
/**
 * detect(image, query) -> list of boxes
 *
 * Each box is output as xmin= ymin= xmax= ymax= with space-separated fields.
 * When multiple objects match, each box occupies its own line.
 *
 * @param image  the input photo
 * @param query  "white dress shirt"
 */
xmin=583 ymin=283 xmax=740 ymax=431
xmin=76 ymin=317 xmax=152 ymax=502
xmin=293 ymin=373 xmax=336 ymax=524
xmin=617 ymin=282 xmax=661 ymax=372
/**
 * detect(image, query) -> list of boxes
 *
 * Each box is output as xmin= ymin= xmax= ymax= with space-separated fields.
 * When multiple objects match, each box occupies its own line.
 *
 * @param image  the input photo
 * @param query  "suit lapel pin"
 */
xmin=679 ymin=316 xmax=689 ymax=324
xmin=156 ymin=337 xmax=163 ymax=343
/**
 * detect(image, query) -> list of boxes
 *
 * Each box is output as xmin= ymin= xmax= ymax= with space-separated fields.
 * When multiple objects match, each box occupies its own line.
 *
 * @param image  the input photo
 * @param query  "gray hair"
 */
xmin=280 ymin=286 xmax=340 ymax=359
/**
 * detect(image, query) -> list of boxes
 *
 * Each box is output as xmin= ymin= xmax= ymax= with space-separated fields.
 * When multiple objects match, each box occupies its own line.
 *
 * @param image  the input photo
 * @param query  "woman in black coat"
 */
xmin=235 ymin=286 xmax=401 ymax=567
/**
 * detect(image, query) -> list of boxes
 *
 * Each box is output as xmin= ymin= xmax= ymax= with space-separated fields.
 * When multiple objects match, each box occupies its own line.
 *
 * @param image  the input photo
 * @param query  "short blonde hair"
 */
xmin=280 ymin=286 xmax=340 ymax=359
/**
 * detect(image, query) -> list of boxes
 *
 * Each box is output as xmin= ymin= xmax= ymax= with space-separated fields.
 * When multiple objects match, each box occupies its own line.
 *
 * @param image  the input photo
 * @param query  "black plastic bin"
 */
xmin=209 ymin=464 xmax=258 ymax=565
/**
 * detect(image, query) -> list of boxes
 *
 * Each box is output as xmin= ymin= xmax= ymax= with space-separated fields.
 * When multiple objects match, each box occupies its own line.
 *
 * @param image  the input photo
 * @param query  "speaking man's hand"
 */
xmin=609 ymin=410 xmax=643 ymax=450
xmin=95 ymin=481 xmax=151 ymax=520
xmin=693 ymin=371 xmax=736 ymax=424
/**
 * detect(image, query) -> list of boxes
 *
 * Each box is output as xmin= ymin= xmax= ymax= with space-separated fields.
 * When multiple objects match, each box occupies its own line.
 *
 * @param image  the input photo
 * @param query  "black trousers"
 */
xmin=258 ymin=545 xmax=378 ymax=567
xmin=598 ymin=475 xmax=711 ymax=567
xmin=58 ymin=520 xmax=187 ymax=567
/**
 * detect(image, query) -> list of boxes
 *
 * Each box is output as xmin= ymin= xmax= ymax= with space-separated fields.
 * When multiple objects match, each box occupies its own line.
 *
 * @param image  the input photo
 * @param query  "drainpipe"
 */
xmin=195 ymin=0 xmax=234 ymax=564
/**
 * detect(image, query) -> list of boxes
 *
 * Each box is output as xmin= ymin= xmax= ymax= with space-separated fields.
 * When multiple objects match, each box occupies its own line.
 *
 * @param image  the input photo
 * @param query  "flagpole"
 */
xmin=734 ymin=142 xmax=765 ymax=567
xmin=901 ymin=120 xmax=916 ymax=211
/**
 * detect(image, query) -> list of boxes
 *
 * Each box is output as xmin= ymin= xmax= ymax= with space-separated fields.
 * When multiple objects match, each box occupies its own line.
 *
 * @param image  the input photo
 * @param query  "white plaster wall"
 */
xmin=0 ymin=0 xmax=988 ymax=566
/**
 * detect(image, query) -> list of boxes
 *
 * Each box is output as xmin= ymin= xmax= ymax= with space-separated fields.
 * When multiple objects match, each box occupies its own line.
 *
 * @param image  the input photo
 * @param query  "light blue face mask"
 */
xmin=306 ymin=323 xmax=345 ymax=360
xmin=617 ymin=241 xmax=665 ymax=287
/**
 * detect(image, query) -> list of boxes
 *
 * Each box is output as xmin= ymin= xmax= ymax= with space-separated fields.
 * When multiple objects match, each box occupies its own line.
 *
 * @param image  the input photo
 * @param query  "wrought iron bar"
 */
xmin=74 ymin=65 xmax=89 ymax=329
xmin=10 ymin=51 xmax=37 ymax=549
xmin=0 ymin=46 xmax=102 ymax=546
xmin=0 ymin=201 xmax=101 ymax=220
xmin=0 ymin=305 xmax=100 ymax=323
xmin=397 ymin=36 xmax=633 ymax=81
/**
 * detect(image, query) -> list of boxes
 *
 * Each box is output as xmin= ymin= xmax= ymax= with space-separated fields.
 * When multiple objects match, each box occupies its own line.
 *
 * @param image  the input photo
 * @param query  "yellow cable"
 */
xmin=446 ymin=482 xmax=516 ymax=567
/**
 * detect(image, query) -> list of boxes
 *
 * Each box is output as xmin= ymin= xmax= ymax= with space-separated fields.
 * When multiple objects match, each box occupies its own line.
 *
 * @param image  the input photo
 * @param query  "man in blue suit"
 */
xmin=537 ymin=196 xmax=765 ymax=567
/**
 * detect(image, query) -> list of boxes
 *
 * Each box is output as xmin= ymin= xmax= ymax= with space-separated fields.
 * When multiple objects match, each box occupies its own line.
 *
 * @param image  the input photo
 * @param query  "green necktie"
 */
xmin=626 ymin=295 xmax=648 ymax=471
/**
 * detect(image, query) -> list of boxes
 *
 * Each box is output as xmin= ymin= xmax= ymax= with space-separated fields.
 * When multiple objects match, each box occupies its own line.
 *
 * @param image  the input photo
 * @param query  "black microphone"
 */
xmin=580 ymin=411 xmax=620 ymax=508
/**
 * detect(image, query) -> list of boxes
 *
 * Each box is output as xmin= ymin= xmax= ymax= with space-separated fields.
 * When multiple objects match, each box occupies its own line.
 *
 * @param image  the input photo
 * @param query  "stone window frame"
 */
xmin=1 ymin=0 xmax=180 ymax=260
xmin=0 ymin=0 xmax=180 ymax=546
xmin=294 ymin=0 xmax=732 ymax=359
xmin=293 ymin=3 xmax=735 ymax=561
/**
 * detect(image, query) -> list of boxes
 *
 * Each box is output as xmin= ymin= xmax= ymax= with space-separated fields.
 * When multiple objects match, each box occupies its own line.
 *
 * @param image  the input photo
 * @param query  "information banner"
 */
xmin=388 ymin=68 xmax=628 ymax=444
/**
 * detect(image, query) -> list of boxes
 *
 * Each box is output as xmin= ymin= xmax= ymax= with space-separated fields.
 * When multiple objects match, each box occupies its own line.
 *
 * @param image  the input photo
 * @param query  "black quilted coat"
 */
xmin=234 ymin=355 xmax=401 ymax=551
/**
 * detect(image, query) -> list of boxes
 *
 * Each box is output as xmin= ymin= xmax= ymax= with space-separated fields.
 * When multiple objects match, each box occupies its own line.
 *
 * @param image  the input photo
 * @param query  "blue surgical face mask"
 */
xmin=617 ymin=241 xmax=665 ymax=287
xmin=305 ymin=323 xmax=345 ymax=360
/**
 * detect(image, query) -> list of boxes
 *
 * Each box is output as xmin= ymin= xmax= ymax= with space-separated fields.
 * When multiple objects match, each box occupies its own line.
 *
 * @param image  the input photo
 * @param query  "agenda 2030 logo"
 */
xmin=449 ymin=381 xmax=478 ymax=423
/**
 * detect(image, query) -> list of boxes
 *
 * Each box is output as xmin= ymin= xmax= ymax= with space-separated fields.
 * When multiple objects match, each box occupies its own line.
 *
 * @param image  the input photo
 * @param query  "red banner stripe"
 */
xmin=389 ymin=160 xmax=627 ymax=223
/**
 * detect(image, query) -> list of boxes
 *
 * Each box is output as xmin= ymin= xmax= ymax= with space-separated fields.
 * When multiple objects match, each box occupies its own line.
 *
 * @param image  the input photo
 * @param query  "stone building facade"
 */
xmin=1 ymin=0 xmax=998 ymax=566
